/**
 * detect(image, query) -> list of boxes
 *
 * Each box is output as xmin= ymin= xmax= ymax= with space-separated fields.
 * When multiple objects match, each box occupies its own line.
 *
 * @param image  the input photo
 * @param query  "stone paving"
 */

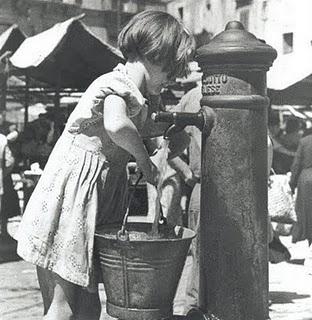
xmin=269 ymin=238 xmax=312 ymax=320
xmin=1 ymin=218 xmax=312 ymax=319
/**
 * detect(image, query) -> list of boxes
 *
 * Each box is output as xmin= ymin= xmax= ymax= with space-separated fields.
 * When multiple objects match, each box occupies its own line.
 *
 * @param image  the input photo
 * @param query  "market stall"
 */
xmin=9 ymin=13 xmax=124 ymax=124
xmin=267 ymin=49 xmax=312 ymax=106
xmin=0 ymin=24 xmax=26 ymax=112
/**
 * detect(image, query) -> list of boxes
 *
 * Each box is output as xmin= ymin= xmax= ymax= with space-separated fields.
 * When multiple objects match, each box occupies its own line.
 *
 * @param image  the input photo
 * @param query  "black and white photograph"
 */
xmin=0 ymin=0 xmax=312 ymax=319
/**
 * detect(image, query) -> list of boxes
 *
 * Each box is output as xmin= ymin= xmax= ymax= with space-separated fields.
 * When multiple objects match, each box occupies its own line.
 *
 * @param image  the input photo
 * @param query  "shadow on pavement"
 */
xmin=269 ymin=291 xmax=310 ymax=304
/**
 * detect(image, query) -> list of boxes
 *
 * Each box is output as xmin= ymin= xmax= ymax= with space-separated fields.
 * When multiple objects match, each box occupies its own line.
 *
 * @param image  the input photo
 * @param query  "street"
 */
xmin=1 ymin=218 xmax=312 ymax=320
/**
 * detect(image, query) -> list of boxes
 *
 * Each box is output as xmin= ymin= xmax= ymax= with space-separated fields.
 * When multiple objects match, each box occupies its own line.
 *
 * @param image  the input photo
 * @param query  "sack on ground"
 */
xmin=268 ymin=174 xmax=297 ymax=224
xmin=274 ymin=222 xmax=293 ymax=237
xmin=269 ymin=236 xmax=291 ymax=263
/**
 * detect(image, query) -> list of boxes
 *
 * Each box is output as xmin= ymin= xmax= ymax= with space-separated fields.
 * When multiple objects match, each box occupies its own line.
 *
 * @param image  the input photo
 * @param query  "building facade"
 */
xmin=164 ymin=0 xmax=312 ymax=103
xmin=2 ymin=0 xmax=310 ymax=87
xmin=0 ymin=0 xmax=174 ymax=46
xmin=165 ymin=0 xmax=312 ymax=60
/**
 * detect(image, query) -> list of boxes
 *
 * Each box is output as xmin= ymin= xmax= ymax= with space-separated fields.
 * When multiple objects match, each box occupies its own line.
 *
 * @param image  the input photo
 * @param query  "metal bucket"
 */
xmin=95 ymin=223 xmax=196 ymax=320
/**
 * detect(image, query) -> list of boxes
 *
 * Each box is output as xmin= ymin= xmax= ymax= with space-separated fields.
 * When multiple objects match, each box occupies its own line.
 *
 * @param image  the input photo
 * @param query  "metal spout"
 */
xmin=151 ymin=109 xmax=215 ymax=139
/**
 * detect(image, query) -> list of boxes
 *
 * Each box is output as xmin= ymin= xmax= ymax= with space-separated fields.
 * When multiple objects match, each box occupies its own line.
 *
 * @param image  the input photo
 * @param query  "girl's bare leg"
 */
xmin=76 ymin=288 xmax=101 ymax=320
xmin=37 ymin=267 xmax=101 ymax=320
xmin=37 ymin=267 xmax=55 ymax=315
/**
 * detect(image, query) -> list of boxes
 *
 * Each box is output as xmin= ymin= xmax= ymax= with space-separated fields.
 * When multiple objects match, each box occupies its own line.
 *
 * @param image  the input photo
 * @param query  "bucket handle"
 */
xmin=158 ymin=202 xmax=167 ymax=226
xmin=117 ymin=172 xmax=143 ymax=241
xmin=117 ymin=171 xmax=168 ymax=242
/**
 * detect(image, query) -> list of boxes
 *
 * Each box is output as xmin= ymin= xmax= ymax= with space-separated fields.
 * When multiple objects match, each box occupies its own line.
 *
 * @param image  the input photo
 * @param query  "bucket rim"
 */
xmin=95 ymin=223 xmax=196 ymax=243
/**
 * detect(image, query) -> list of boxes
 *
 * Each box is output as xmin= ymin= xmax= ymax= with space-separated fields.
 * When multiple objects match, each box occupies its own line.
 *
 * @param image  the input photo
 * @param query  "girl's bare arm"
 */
xmin=103 ymin=95 xmax=159 ymax=185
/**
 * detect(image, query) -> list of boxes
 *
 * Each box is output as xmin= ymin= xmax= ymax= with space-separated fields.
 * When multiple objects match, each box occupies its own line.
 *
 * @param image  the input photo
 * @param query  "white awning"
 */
xmin=0 ymin=24 xmax=25 ymax=57
xmin=10 ymin=15 xmax=124 ymax=89
xmin=267 ymin=49 xmax=312 ymax=90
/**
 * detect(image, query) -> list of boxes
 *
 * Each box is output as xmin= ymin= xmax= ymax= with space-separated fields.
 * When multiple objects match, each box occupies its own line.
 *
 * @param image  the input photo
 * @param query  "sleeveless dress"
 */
xmin=16 ymin=64 xmax=147 ymax=289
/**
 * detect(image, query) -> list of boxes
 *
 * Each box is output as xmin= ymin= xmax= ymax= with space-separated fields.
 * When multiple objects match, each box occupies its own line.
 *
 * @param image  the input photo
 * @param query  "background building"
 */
xmin=0 ymin=0 xmax=173 ymax=45
xmin=165 ymin=0 xmax=311 ymax=57
xmin=165 ymin=0 xmax=312 ymax=106
xmin=0 ymin=0 xmax=129 ymax=45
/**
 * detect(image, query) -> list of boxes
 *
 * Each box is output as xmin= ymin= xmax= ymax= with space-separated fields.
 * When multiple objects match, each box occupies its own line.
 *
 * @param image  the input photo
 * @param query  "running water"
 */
xmin=151 ymin=139 xmax=169 ymax=236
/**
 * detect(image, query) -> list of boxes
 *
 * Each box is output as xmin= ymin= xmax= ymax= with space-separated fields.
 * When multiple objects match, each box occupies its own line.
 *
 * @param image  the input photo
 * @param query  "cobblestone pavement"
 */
xmin=1 ymin=218 xmax=312 ymax=319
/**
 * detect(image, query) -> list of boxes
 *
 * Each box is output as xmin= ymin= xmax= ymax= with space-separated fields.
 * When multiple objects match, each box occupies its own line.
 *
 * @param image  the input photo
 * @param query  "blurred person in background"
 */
xmin=0 ymin=111 xmax=18 ymax=136
xmin=19 ymin=110 xmax=63 ymax=169
xmin=20 ymin=118 xmax=54 ymax=169
xmin=280 ymin=118 xmax=302 ymax=153
xmin=177 ymin=85 xmax=202 ymax=315
xmin=0 ymin=133 xmax=20 ymax=239
xmin=289 ymin=131 xmax=312 ymax=245
xmin=146 ymin=134 xmax=198 ymax=227
xmin=0 ymin=111 xmax=20 ymax=165
xmin=145 ymin=86 xmax=202 ymax=314
xmin=268 ymin=113 xmax=297 ymax=174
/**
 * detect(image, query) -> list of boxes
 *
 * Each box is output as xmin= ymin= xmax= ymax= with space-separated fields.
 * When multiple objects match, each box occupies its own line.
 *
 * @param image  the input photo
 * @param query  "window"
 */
xmin=206 ymin=0 xmax=211 ymax=10
xmin=236 ymin=0 xmax=252 ymax=9
xmin=283 ymin=33 xmax=293 ymax=54
xmin=178 ymin=7 xmax=184 ymax=20
xmin=101 ymin=0 xmax=112 ymax=10
xmin=262 ymin=0 xmax=268 ymax=20
xmin=123 ymin=1 xmax=138 ymax=13
xmin=239 ymin=10 xmax=249 ymax=30
xmin=111 ymin=0 xmax=118 ymax=10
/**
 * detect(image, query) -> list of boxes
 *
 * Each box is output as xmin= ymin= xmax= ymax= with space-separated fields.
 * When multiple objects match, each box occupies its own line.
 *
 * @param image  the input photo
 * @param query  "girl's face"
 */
xmin=144 ymin=62 xmax=173 ymax=95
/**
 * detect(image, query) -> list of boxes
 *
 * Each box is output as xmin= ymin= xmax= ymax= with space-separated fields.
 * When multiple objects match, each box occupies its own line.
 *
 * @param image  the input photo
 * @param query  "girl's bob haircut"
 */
xmin=118 ymin=10 xmax=195 ymax=79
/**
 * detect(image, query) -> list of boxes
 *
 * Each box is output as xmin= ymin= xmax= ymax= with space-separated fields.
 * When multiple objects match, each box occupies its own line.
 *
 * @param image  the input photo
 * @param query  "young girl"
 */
xmin=16 ymin=10 xmax=195 ymax=320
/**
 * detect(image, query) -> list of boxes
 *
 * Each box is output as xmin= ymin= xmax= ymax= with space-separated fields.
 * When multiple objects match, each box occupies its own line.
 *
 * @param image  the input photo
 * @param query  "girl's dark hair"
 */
xmin=118 ymin=10 xmax=195 ymax=79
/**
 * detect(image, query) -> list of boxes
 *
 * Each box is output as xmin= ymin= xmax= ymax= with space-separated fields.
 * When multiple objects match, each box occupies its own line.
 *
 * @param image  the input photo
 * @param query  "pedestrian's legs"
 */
xmin=37 ymin=267 xmax=101 ymax=320
xmin=146 ymin=173 xmax=183 ymax=226
xmin=161 ymin=174 xmax=183 ymax=226
xmin=184 ymin=213 xmax=200 ymax=313
xmin=0 ymin=195 xmax=8 ymax=237
xmin=184 ymin=183 xmax=200 ymax=314
xmin=146 ymin=182 xmax=158 ymax=221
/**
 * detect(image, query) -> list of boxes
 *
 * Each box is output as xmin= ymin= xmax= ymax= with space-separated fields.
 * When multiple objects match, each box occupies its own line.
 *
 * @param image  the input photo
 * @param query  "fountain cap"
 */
xmin=196 ymin=21 xmax=277 ymax=69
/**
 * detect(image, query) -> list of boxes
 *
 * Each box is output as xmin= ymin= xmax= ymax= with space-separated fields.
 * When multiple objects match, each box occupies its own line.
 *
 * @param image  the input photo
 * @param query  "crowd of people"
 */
xmin=0 ymin=9 xmax=311 ymax=320
xmin=268 ymin=112 xmax=312 ymax=263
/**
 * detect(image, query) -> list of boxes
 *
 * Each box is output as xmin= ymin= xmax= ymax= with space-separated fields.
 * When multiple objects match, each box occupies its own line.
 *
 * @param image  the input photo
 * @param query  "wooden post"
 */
xmin=0 ymin=73 xmax=7 ymax=113
xmin=54 ymin=69 xmax=61 ymax=109
xmin=117 ymin=0 xmax=122 ymax=33
xmin=24 ymin=73 xmax=29 ymax=128
xmin=0 ymin=52 xmax=11 ymax=113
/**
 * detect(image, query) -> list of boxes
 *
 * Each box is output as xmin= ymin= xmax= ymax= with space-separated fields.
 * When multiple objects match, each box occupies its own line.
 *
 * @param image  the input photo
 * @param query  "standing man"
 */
xmin=176 ymin=85 xmax=202 ymax=314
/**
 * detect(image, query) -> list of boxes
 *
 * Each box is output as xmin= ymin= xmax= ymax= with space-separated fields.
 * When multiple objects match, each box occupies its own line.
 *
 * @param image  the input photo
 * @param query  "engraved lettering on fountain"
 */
xmin=202 ymin=74 xmax=228 ymax=95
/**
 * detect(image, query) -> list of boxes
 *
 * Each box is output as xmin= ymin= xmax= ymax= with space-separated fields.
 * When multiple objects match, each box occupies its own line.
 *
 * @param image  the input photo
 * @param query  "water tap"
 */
xmin=151 ymin=107 xmax=215 ymax=139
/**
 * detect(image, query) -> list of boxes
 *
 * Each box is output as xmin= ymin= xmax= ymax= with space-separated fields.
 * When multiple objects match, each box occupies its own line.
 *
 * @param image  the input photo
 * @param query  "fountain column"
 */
xmin=195 ymin=21 xmax=277 ymax=320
